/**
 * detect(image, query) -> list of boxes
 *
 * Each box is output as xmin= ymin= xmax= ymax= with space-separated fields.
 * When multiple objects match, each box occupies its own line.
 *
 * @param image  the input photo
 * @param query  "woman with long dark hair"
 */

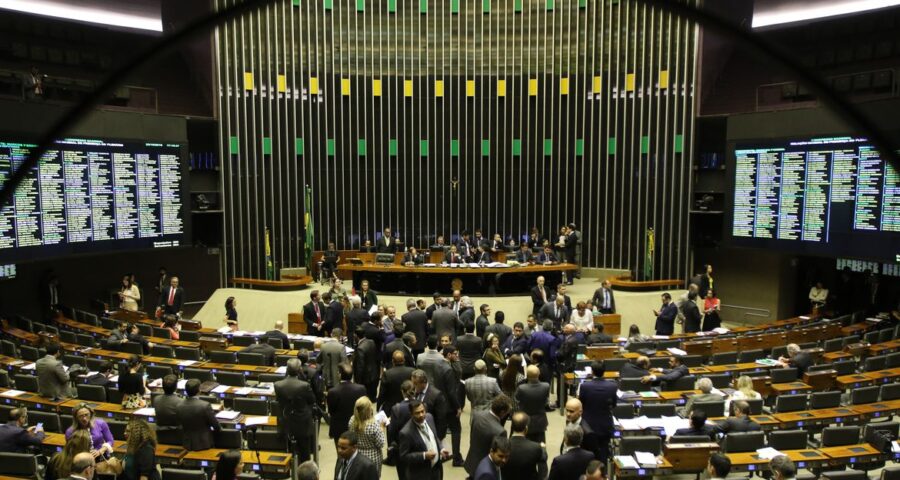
xmin=122 ymin=419 xmax=159 ymax=480
xmin=119 ymin=275 xmax=141 ymax=312
xmin=212 ymin=450 xmax=244 ymax=480
xmin=500 ymin=354 xmax=525 ymax=405
xmin=118 ymin=355 xmax=146 ymax=409
xmin=224 ymin=296 xmax=238 ymax=330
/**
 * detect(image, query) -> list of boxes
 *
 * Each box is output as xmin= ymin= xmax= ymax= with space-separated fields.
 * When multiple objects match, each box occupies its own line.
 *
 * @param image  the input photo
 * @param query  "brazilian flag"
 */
xmin=304 ymin=185 xmax=314 ymax=271
xmin=644 ymin=227 xmax=655 ymax=280
xmin=265 ymin=226 xmax=274 ymax=280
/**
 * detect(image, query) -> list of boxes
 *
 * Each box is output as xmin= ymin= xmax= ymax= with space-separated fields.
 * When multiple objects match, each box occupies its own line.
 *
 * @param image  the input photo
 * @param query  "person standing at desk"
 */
xmin=377 ymin=227 xmax=396 ymax=253
xmin=591 ymin=280 xmax=615 ymax=314
xmin=157 ymin=276 xmax=183 ymax=317
xmin=653 ymin=292 xmax=678 ymax=336
xmin=119 ymin=355 xmax=147 ymax=409
xmin=37 ymin=343 xmax=71 ymax=400
xmin=275 ymin=359 xmax=318 ymax=462
xmin=152 ymin=375 xmax=183 ymax=428
xmin=118 ymin=275 xmax=141 ymax=312
xmin=577 ymin=360 xmax=617 ymax=464
xmin=682 ymin=291 xmax=702 ymax=333
xmin=303 ymin=290 xmax=326 ymax=336
xmin=155 ymin=267 xmax=167 ymax=295
xmin=457 ymin=230 xmax=475 ymax=261
xmin=177 ymin=378 xmax=221 ymax=451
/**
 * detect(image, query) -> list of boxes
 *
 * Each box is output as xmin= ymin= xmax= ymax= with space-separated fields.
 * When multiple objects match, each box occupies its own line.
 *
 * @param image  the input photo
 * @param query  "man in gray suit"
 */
xmin=681 ymin=377 xmax=724 ymax=417
xmin=318 ymin=329 xmax=345 ymax=389
xmin=176 ymin=378 xmax=221 ymax=451
xmin=515 ymin=365 xmax=550 ymax=443
xmin=416 ymin=335 xmax=445 ymax=385
xmin=465 ymin=360 xmax=502 ymax=413
xmin=432 ymin=299 xmax=463 ymax=342
xmin=36 ymin=343 xmax=70 ymax=400
xmin=465 ymin=394 xmax=512 ymax=476
xmin=152 ymin=374 xmax=183 ymax=427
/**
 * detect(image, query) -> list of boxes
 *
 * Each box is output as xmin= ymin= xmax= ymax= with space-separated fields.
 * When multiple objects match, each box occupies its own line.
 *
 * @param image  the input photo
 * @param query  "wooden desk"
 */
xmin=769 ymin=382 xmax=814 ymax=396
xmin=837 ymin=373 xmax=876 ymax=389
xmin=864 ymin=367 xmax=900 ymax=385
xmin=0 ymin=388 xmax=68 ymax=411
xmin=708 ymin=415 xmax=781 ymax=430
xmin=822 ymin=351 xmax=854 ymax=363
xmin=851 ymin=400 xmax=900 ymax=419
xmin=613 ymin=456 xmax=674 ymax=478
xmin=704 ymin=363 xmax=772 ymax=375
xmin=110 ymin=309 xmax=209 ymax=333
xmin=182 ymin=449 xmax=292 ymax=474
xmin=230 ymin=277 xmax=312 ymax=290
xmin=869 ymin=340 xmax=900 ymax=355
xmin=56 ymin=315 xmax=200 ymax=349
xmin=593 ymin=313 xmax=621 ymax=335
xmin=820 ymin=443 xmax=886 ymax=467
xmin=774 ymin=407 xmax=861 ymax=429
xmin=726 ymin=449 xmax=829 ymax=472
xmin=114 ymin=442 xmax=189 ymax=465
xmin=664 ymin=442 xmax=720 ymax=471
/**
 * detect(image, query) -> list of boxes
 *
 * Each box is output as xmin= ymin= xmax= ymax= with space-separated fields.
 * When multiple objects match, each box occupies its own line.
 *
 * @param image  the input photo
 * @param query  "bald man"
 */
xmin=563 ymin=398 xmax=601 ymax=460
xmin=263 ymin=320 xmax=290 ymax=349
xmin=515 ymin=365 xmax=551 ymax=443
xmin=70 ymin=452 xmax=96 ymax=480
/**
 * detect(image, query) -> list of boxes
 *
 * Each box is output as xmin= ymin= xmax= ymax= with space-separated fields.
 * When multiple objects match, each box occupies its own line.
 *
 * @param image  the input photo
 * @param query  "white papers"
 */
xmin=799 ymin=316 xmax=810 ymax=320
xmin=635 ymin=451 xmax=658 ymax=466
xmin=375 ymin=410 xmax=389 ymax=426
xmin=148 ymin=378 xmax=163 ymax=388
xmin=108 ymin=375 xmax=119 ymax=383
xmin=235 ymin=387 xmax=253 ymax=395
xmin=243 ymin=416 xmax=268 ymax=426
xmin=617 ymin=418 xmax=642 ymax=430
xmin=178 ymin=360 xmax=197 ymax=366
xmin=615 ymin=456 xmax=640 ymax=469
xmin=275 ymin=366 xmax=287 ymax=374
xmin=661 ymin=416 xmax=691 ymax=437
xmin=217 ymin=326 xmax=232 ymax=334
xmin=710 ymin=388 xmax=726 ymax=397
xmin=616 ymin=390 xmax=625 ymax=399
xmin=756 ymin=447 xmax=784 ymax=460
xmin=667 ymin=347 xmax=687 ymax=356
xmin=216 ymin=410 xmax=241 ymax=420
xmin=1 ymin=389 xmax=25 ymax=397
xmin=212 ymin=385 xmax=230 ymax=394
xmin=368 ymin=305 xmax=378 ymax=315
xmin=177 ymin=380 xmax=188 ymax=390
xmin=712 ymin=327 xmax=730 ymax=334
xmin=133 ymin=408 xmax=156 ymax=416
xmin=892 ymin=441 xmax=900 ymax=454
xmin=652 ymin=335 xmax=670 ymax=340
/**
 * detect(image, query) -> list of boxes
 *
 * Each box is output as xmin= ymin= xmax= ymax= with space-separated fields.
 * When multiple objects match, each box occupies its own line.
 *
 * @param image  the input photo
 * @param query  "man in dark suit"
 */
xmin=563 ymin=399 xmax=601 ymax=460
xmin=516 ymin=243 xmax=534 ymax=264
xmin=457 ymin=230 xmax=475 ymax=261
xmin=504 ymin=322 xmax=531 ymax=356
xmin=403 ymin=246 xmax=425 ymax=265
xmin=683 ymin=291 xmax=702 ymax=333
xmin=318 ymin=330 xmax=346 ymax=389
xmin=323 ymin=292 xmax=343 ymax=337
xmin=577 ymin=361 xmax=617 ymax=464
xmin=335 ymin=431 xmax=380 ymax=480
xmin=398 ymin=400 xmax=451 ymax=480
xmin=359 ymin=280 xmax=378 ymax=311
xmin=275 ymin=359 xmax=318 ymax=462
xmin=619 ymin=356 xmax=651 ymax=378
xmin=715 ymin=400 xmax=761 ymax=434
xmin=530 ymin=276 xmax=550 ymax=317
xmin=653 ymin=293 xmax=679 ymax=336
xmin=642 ymin=356 xmax=690 ymax=388
xmin=432 ymin=299 xmax=463 ymax=342
xmin=84 ymin=361 xmax=114 ymax=388
xmin=36 ymin=343 xmax=70 ymax=400
xmin=379 ymin=350 xmax=415 ymax=415
xmin=465 ymin=395 xmax=512 ymax=476
xmin=411 ymin=369 xmax=448 ymax=439
xmin=402 ymin=299 xmax=428 ymax=356
xmin=384 ymin=329 xmax=416 ymax=369
xmin=502 ymin=412 xmax=547 ymax=480
xmin=0 ymin=407 xmax=45 ymax=453
xmin=262 ymin=320 xmax=291 ymax=349
xmin=585 ymin=323 xmax=613 ymax=345
xmin=388 ymin=381 xmax=417 ymax=449
xmin=474 ymin=304 xmax=491 ymax=339
xmin=515 ymin=365 xmax=550 ymax=443
xmin=474 ymin=244 xmax=492 ymax=264
xmin=549 ymin=424 xmax=596 ymax=480
xmin=549 ymin=284 xmax=573 ymax=310
xmin=346 ymin=296 xmax=369 ymax=348
xmin=474 ymin=435 xmax=511 ymax=480
xmin=353 ymin=334 xmax=381 ymax=399
xmin=591 ymin=280 xmax=615 ymax=314
xmin=556 ymin=324 xmax=580 ymax=373
xmin=536 ymin=246 xmax=558 ymax=264
xmin=152 ymin=374 xmax=184 ymax=427
xmin=377 ymin=227 xmax=397 ymax=253
xmin=456 ymin=322 xmax=483 ymax=378
xmin=303 ymin=290 xmax=327 ymax=337
xmin=435 ymin=346 xmax=464 ymax=466
xmin=327 ymin=364 xmax=367 ymax=445
xmin=484 ymin=311 xmax=513 ymax=347
xmin=674 ymin=410 xmax=716 ymax=439
xmin=425 ymin=293 xmax=442 ymax=320
xmin=443 ymin=245 xmax=464 ymax=264
xmin=157 ymin=276 xmax=184 ymax=316
xmin=176 ymin=378 xmax=221 ymax=451
xmin=540 ymin=295 xmax=570 ymax=330
xmin=777 ymin=343 xmax=813 ymax=378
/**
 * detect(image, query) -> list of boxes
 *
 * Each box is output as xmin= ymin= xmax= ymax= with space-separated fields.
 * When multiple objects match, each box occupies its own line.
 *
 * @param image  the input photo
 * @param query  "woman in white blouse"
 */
xmin=118 ymin=275 xmax=141 ymax=312
xmin=569 ymin=301 xmax=594 ymax=332
xmin=725 ymin=375 xmax=762 ymax=416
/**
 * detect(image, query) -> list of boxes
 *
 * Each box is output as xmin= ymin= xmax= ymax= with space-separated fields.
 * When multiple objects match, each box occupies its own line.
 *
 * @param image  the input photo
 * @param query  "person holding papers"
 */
xmin=653 ymin=293 xmax=678 ymax=336
xmin=641 ymin=356 xmax=689 ymax=387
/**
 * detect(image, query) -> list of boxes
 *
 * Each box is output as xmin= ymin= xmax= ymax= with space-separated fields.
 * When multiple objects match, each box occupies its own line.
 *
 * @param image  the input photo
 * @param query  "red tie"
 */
xmin=314 ymin=303 xmax=321 ymax=322
xmin=167 ymin=288 xmax=175 ymax=306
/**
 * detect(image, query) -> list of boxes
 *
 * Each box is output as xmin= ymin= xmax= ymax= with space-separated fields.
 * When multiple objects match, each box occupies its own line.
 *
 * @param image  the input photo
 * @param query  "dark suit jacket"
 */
xmin=347 ymin=307 xmax=370 ymax=346
xmin=443 ymin=251 xmax=464 ymax=264
xmin=0 ymin=422 xmax=45 ymax=453
xmin=420 ymin=384 xmax=449 ymax=437
xmin=457 ymin=334 xmax=483 ymax=378
xmin=398 ymin=414 xmax=444 ymax=480
xmin=591 ymin=287 xmax=616 ymax=313
xmin=530 ymin=285 xmax=550 ymax=315
xmin=673 ymin=425 xmax=716 ymax=439
xmin=475 ymin=251 xmax=492 ymax=263
xmin=433 ymin=308 xmax=463 ymax=342
xmin=536 ymin=252 xmax=558 ymax=263
xmin=274 ymin=376 xmax=317 ymax=440
xmin=403 ymin=252 xmax=424 ymax=265
xmin=516 ymin=249 xmax=534 ymax=263
xmin=325 ymin=300 xmax=343 ymax=335
xmin=388 ymin=399 xmax=413 ymax=444
xmin=586 ymin=333 xmax=613 ymax=345
xmin=360 ymin=322 xmax=385 ymax=351
xmin=549 ymin=293 xmax=573 ymax=311
xmin=683 ymin=300 xmax=702 ymax=333
xmin=539 ymin=302 xmax=569 ymax=325
xmin=459 ymin=308 xmax=475 ymax=333
xmin=548 ymin=448 xmax=595 ymax=480
xmin=378 ymin=365 xmax=414 ymax=414
xmin=657 ymin=364 xmax=690 ymax=385
xmin=619 ymin=363 xmax=651 ymax=378
xmin=152 ymin=393 xmax=183 ymax=427
xmin=434 ymin=360 xmax=462 ymax=414
xmin=484 ymin=323 xmax=512 ymax=346
xmin=376 ymin=236 xmax=396 ymax=253
xmin=303 ymin=300 xmax=327 ymax=335
xmin=502 ymin=435 xmax=547 ymax=480
xmin=474 ymin=456 xmax=502 ymax=480
xmin=515 ymin=381 xmax=550 ymax=433
xmin=578 ymin=379 xmax=617 ymax=435
xmin=334 ymin=452 xmax=379 ymax=480
xmin=326 ymin=381 xmax=367 ymax=439
xmin=465 ymin=410 xmax=506 ymax=475
xmin=176 ymin=397 xmax=221 ymax=451
xmin=474 ymin=315 xmax=490 ymax=339
xmin=715 ymin=415 xmax=761 ymax=434
xmin=655 ymin=302 xmax=678 ymax=335
xmin=353 ymin=338 xmax=381 ymax=385
xmin=791 ymin=351 xmax=813 ymax=377
xmin=263 ymin=329 xmax=291 ymax=349
xmin=383 ymin=339 xmax=415 ymax=369
xmin=401 ymin=310 xmax=428 ymax=351
xmin=360 ymin=290 xmax=378 ymax=311
xmin=556 ymin=334 xmax=580 ymax=372
xmin=158 ymin=286 xmax=184 ymax=314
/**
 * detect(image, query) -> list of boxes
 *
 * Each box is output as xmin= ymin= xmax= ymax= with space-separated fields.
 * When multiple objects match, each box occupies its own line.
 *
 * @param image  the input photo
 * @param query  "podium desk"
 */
xmin=664 ymin=442 xmax=720 ymax=471
xmin=769 ymin=382 xmax=814 ymax=396
xmin=820 ymin=443 xmax=886 ymax=467
xmin=726 ymin=449 xmax=829 ymax=473
xmin=183 ymin=449 xmax=292 ymax=474
xmin=774 ymin=407 xmax=861 ymax=429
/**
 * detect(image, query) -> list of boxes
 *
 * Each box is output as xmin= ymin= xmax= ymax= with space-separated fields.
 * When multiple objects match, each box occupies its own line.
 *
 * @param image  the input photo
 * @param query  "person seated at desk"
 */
xmin=359 ymin=240 xmax=375 ymax=253
xmin=490 ymin=233 xmax=504 ymax=253
xmin=586 ymin=323 xmax=613 ymax=345
xmin=776 ymin=343 xmax=813 ymax=378
xmin=160 ymin=314 xmax=180 ymax=340
xmin=622 ymin=324 xmax=650 ymax=350
xmin=106 ymin=322 xmax=129 ymax=349
xmin=377 ymin=227 xmax=397 ymax=254
xmin=641 ymin=355 xmax=689 ymax=386
xmin=673 ymin=410 xmax=715 ymax=439
xmin=536 ymin=246 xmax=558 ymax=264
xmin=681 ymin=377 xmax=724 ymax=417
xmin=474 ymin=244 xmax=492 ymax=264
xmin=177 ymin=378 xmax=222 ymax=451
xmin=515 ymin=242 xmax=534 ymax=264
xmin=322 ymin=241 xmax=340 ymax=280
xmin=126 ymin=323 xmax=154 ymax=354
xmin=0 ymin=407 xmax=45 ymax=453
xmin=619 ymin=356 xmax=651 ymax=378
xmin=715 ymin=400 xmax=760 ymax=434
xmin=118 ymin=275 xmax=141 ymax=312
xmin=403 ymin=246 xmax=425 ymax=266
xmin=224 ymin=296 xmax=238 ymax=327
xmin=725 ymin=375 xmax=761 ymax=416
xmin=706 ymin=453 xmax=732 ymax=480
xmin=444 ymin=244 xmax=464 ymax=264
xmin=431 ymin=234 xmax=449 ymax=252
xmin=85 ymin=361 xmax=114 ymax=388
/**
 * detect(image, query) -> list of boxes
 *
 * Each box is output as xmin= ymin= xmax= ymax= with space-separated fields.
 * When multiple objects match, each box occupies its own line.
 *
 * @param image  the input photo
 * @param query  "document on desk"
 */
xmin=235 ymin=387 xmax=253 ymax=395
xmin=614 ymin=455 xmax=640 ymax=469
xmin=755 ymin=358 xmax=780 ymax=366
xmin=177 ymin=379 xmax=188 ymax=390
xmin=635 ymin=451 xmax=659 ymax=467
xmin=212 ymin=385 xmax=230 ymax=394
xmin=756 ymin=447 xmax=784 ymax=460
xmin=666 ymin=347 xmax=687 ymax=356
xmin=617 ymin=418 xmax=642 ymax=430
xmin=661 ymin=416 xmax=691 ymax=437
xmin=148 ymin=378 xmax=163 ymax=388
xmin=217 ymin=326 xmax=232 ymax=334
xmin=275 ymin=366 xmax=287 ymax=374
xmin=178 ymin=360 xmax=197 ymax=367
xmin=216 ymin=410 xmax=242 ymax=420
xmin=133 ymin=408 xmax=156 ymax=417
xmin=244 ymin=416 xmax=268 ymax=426
xmin=0 ymin=389 xmax=25 ymax=397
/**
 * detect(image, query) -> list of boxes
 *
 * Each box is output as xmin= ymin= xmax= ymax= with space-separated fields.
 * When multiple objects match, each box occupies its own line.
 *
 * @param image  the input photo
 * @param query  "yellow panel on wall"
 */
xmin=373 ymin=78 xmax=382 ymax=96
xmin=625 ymin=73 xmax=636 ymax=92
xmin=497 ymin=79 xmax=507 ymax=97
xmin=341 ymin=78 xmax=351 ymax=96
xmin=276 ymin=75 xmax=287 ymax=93
xmin=466 ymin=80 xmax=476 ymax=97
xmin=309 ymin=77 xmax=319 ymax=94
xmin=592 ymin=75 xmax=602 ymax=93
xmin=243 ymin=72 xmax=254 ymax=90
xmin=435 ymin=79 xmax=445 ymax=97
xmin=659 ymin=70 xmax=670 ymax=89
xmin=560 ymin=77 xmax=570 ymax=95
xmin=404 ymin=80 xmax=414 ymax=97
xmin=528 ymin=78 xmax=538 ymax=96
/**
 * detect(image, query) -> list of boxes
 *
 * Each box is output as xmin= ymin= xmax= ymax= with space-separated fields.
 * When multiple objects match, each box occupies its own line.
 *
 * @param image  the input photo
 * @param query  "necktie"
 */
xmin=314 ymin=303 xmax=321 ymax=322
xmin=338 ymin=459 xmax=348 ymax=480
xmin=168 ymin=287 xmax=175 ymax=306
xmin=604 ymin=290 xmax=609 ymax=309
xmin=541 ymin=287 xmax=546 ymax=302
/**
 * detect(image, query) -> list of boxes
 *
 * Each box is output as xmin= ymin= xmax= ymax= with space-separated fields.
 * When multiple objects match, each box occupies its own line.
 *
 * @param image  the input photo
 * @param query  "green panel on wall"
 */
xmin=481 ymin=139 xmax=490 ymax=156
xmin=512 ymin=139 xmax=522 ymax=156
xmin=641 ymin=136 xmax=650 ymax=154
xmin=546 ymin=0 xmax=555 ymax=11
xmin=323 ymin=0 xmax=333 ymax=8
xmin=229 ymin=136 xmax=239 ymax=154
xmin=608 ymin=137 xmax=617 ymax=155
xmin=326 ymin=139 xmax=336 ymax=156
xmin=483 ymin=0 xmax=491 ymax=13
xmin=419 ymin=0 xmax=428 ymax=14
xmin=295 ymin=138 xmax=304 ymax=156
xmin=262 ymin=137 xmax=272 ymax=155
xmin=450 ymin=139 xmax=459 ymax=156
xmin=543 ymin=139 xmax=553 ymax=156
xmin=578 ymin=0 xmax=587 ymax=7
xmin=513 ymin=0 xmax=523 ymax=12
xmin=387 ymin=0 xmax=397 ymax=12
xmin=674 ymin=134 xmax=684 ymax=153
xmin=357 ymin=139 xmax=367 ymax=156
xmin=420 ymin=139 xmax=429 ymax=157
xmin=388 ymin=139 xmax=398 ymax=156
xmin=574 ymin=139 xmax=584 ymax=156
xmin=450 ymin=0 xmax=459 ymax=13
xmin=292 ymin=0 xmax=300 ymax=6
xmin=355 ymin=0 xmax=364 ymax=12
